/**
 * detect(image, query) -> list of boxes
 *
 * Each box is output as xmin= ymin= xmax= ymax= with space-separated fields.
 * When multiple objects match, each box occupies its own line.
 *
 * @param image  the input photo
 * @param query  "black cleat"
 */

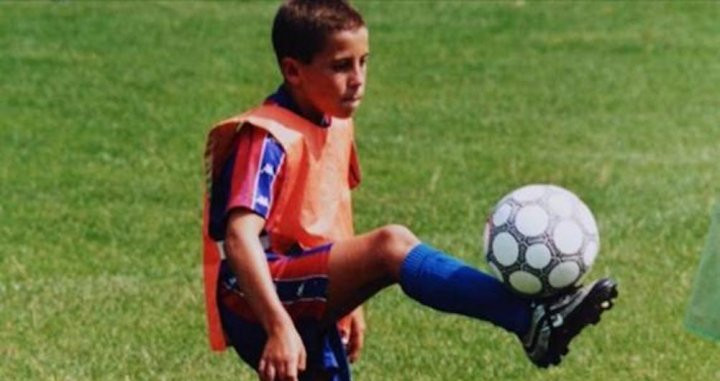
xmin=521 ymin=278 xmax=618 ymax=368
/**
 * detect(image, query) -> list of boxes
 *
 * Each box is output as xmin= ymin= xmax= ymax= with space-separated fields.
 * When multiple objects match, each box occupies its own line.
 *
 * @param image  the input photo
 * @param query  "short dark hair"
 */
xmin=272 ymin=0 xmax=365 ymax=64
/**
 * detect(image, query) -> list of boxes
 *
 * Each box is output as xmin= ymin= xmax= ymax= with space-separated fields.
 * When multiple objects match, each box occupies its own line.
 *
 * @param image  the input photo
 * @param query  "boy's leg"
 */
xmin=324 ymin=225 xmax=531 ymax=335
xmin=324 ymin=224 xmax=618 ymax=367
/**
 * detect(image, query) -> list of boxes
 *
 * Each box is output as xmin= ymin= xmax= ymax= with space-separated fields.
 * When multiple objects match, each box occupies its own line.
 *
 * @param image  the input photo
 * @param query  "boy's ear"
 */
xmin=280 ymin=57 xmax=302 ymax=86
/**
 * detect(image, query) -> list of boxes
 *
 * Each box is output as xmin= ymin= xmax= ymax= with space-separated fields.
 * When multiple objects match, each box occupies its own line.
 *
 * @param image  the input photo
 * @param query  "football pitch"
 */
xmin=2 ymin=1 xmax=719 ymax=380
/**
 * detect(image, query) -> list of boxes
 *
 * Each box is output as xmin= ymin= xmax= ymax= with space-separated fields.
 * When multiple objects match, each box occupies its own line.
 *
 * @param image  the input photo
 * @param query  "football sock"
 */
xmin=399 ymin=243 xmax=531 ymax=337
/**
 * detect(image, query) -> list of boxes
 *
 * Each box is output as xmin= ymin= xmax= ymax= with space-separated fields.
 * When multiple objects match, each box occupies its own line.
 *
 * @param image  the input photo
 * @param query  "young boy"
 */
xmin=202 ymin=1 xmax=618 ymax=380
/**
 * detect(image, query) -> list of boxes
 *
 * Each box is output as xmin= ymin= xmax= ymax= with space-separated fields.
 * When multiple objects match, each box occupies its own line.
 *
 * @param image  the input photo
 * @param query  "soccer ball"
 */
xmin=483 ymin=184 xmax=599 ymax=297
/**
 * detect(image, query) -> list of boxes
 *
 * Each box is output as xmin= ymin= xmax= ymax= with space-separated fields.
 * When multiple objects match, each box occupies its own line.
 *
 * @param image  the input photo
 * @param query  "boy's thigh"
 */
xmin=324 ymin=226 xmax=419 ymax=319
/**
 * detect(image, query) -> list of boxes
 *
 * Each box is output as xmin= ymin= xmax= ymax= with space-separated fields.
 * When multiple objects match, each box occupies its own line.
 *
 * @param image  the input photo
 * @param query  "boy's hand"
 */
xmin=345 ymin=307 xmax=366 ymax=363
xmin=259 ymin=322 xmax=306 ymax=381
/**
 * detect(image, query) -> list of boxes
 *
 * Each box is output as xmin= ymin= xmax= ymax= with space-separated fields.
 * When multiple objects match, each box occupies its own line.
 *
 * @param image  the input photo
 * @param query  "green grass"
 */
xmin=2 ymin=1 xmax=719 ymax=380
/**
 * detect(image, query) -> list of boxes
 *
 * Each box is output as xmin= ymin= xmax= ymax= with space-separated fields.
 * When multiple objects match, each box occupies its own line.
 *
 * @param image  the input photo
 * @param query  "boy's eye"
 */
xmin=331 ymin=59 xmax=353 ymax=72
xmin=331 ymin=55 xmax=369 ymax=73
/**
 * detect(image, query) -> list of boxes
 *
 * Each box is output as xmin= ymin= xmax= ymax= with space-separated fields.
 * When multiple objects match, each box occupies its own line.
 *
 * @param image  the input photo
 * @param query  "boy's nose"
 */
xmin=349 ymin=67 xmax=364 ymax=88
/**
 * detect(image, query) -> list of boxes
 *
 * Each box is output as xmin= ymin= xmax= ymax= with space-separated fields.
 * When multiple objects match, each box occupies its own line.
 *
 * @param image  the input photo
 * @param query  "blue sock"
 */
xmin=399 ymin=243 xmax=531 ymax=336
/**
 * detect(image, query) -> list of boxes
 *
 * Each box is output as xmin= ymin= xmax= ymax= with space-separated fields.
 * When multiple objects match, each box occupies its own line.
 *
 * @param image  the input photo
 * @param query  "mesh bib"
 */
xmin=685 ymin=202 xmax=720 ymax=342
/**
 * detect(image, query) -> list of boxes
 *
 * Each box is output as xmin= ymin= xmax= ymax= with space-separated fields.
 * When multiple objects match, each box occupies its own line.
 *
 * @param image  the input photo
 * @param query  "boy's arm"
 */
xmin=225 ymin=208 xmax=306 ymax=381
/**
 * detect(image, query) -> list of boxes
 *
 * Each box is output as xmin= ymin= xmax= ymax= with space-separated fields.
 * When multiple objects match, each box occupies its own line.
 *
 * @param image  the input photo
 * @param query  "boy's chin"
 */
xmin=332 ymin=105 xmax=360 ymax=119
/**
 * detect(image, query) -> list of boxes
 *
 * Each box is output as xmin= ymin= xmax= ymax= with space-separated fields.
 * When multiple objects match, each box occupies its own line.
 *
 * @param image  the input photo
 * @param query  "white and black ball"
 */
xmin=484 ymin=184 xmax=599 ymax=297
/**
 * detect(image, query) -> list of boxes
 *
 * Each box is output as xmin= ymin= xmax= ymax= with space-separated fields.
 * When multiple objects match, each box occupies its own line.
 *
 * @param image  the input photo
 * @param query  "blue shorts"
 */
xmin=217 ymin=244 xmax=351 ymax=381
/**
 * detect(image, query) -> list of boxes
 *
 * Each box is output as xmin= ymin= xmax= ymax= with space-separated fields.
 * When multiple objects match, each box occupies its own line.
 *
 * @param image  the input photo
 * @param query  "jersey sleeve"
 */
xmin=225 ymin=126 xmax=286 ymax=219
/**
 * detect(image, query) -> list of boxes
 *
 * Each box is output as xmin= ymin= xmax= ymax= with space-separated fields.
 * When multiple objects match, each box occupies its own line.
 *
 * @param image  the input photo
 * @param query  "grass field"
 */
xmin=2 ymin=1 xmax=720 ymax=380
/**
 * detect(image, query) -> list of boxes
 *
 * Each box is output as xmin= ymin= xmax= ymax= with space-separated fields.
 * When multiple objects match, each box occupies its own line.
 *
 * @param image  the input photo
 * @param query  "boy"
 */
xmin=202 ymin=1 xmax=618 ymax=380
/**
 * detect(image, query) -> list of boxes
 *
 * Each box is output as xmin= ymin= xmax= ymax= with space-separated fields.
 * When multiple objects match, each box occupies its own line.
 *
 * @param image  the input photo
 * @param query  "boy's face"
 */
xmin=284 ymin=27 xmax=369 ymax=120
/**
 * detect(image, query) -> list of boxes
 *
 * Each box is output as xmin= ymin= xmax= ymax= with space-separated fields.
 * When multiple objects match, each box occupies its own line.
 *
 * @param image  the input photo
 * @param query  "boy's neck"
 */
xmin=277 ymin=84 xmax=329 ymax=127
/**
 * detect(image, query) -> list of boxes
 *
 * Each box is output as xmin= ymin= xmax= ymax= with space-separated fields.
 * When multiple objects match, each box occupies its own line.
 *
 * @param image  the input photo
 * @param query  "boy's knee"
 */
xmin=373 ymin=224 xmax=420 ymax=268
